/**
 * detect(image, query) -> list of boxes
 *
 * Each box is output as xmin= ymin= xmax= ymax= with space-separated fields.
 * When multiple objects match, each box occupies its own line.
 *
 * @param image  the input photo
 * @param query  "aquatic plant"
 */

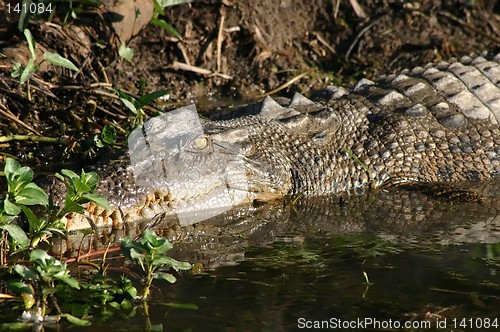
xmin=121 ymin=229 xmax=192 ymax=299
xmin=0 ymin=158 xmax=193 ymax=328
xmin=8 ymin=249 xmax=85 ymax=325
xmin=0 ymin=158 xmax=109 ymax=253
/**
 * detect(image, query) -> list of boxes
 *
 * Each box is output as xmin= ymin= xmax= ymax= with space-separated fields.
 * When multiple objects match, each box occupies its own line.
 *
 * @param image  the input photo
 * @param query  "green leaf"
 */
xmin=24 ymin=29 xmax=37 ymax=59
xmin=141 ymin=229 xmax=158 ymax=245
xmin=20 ymin=205 xmax=41 ymax=232
xmin=150 ymin=18 xmax=182 ymax=40
xmin=60 ymin=169 xmax=79 ymax=181
xmin=14 ymin=264 xmax=38 ymax=281
xmin=61 ymin=200 xmax=85 ymax=214
xmin=1 ymin=224 xmax=29 ymax=248
xmin=0 ymin=323 xmax=32 ymax=330
xmin=120 ymin=97 xmax=137 ymax=114
xmin=18 ymin=0 xmax=31 ymax=32
xmin=152 ymin=0 xmax=165 ymax=16
xmin=45 ymin=226 xmax=66 ymax=238
xmin=128 ymin=247 xmax=145 ymax=262
xmin=83 ymin=171 xmax=99 ymax=189
xmin=6 ymin=164 xmax=34 ymax=193
xmin=81 ymin=194 xmax=111 ymax=210
xmin=4 ymin=158 xmax=21 ymax=181
xmin=62 ymin=313 xmax=92 ymax=326
xmin=155 ymin=239 xmax=174 ymax=254
xmin=94 ymin=135 xmax=104 ymax=148
xmin=153 ymin=256 xmax=191 ymax=271
xmin=109 ymin=301 xmax=120 ymax=310
xmin=15 ymin=183 xmax=49 ymax=206
xmin=7 ymin=280 xmax=33 ymax=295
xmin=0 ymin=214 xmax=16 ymax=224
xmin=56 ymin=275 xmax=80 ymax=289
xmin=11 ymin=62 xmax=23 ymax=78
xmin=120 ymin=299 xmax=133 ymax=310
xmin=125 ymin=285 xmax=137 ymax=299
xmin=14 ymin=166 xmax=34 ymax=185
xmin=74 ymin=178 xmax=91 ymax=193
xmin=136 ymin=89 xmax=170 ymax=108
xmin=118 ymin=42 xmax=134 ymax=63
xmin=149 ymin=324 xmax=164 ymax=332
xmin=4 ymin=196 xmax=21 ymax=215
xmin=153 ymin=272 xmax=176 ymax=283
xmin=20 ymin=58 xmax=36 ymax=85
xmin=29 ymin=248 xmax=52 ymax=267
xmin=120 ymin=236 xmax=133 ymax=256
xmin=43 ymin=52 xmax=79 ymax=72
xmin=70 ymin=303 xmax=88 ymax=319
xmin=101 ymin=125 xmax=117 ymax=144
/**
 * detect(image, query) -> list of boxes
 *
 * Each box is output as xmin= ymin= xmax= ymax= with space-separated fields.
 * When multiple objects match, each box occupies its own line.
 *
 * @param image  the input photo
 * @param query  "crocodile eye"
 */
xmin=192 ymin=136 xmax=209 ymax=150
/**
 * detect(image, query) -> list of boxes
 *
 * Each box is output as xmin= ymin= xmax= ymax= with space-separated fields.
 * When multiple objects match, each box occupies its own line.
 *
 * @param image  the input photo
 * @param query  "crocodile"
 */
xmin=60 ymin=51 xmax=500 ymax=231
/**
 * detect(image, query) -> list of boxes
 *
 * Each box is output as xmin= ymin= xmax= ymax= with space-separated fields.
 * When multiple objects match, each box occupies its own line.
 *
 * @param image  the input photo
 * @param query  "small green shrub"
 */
xmin=121 ymin=229 xmax=192 ymax=299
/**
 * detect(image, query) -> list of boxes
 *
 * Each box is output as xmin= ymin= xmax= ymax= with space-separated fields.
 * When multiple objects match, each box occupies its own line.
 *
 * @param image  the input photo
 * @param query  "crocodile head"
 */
xmin=65 ymin=102 xmax=298 ymax=230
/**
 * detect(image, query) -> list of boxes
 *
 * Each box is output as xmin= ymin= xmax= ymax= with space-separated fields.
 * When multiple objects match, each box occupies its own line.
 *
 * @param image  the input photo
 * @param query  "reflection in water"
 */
xmin=45 ymin=181 xmax=500 ymax=330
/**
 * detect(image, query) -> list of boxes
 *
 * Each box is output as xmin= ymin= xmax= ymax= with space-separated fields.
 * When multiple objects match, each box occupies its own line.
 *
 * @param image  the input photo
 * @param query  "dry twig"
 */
xmin=438 ymin=11 xmax=500 ymax=45
xmin=0 ymin=102 xmax=41 ymax=135
xmin=217 ymin=14 xmax=225 ymax=73
xmin=259 ymin=72 xmax=309 ymax=97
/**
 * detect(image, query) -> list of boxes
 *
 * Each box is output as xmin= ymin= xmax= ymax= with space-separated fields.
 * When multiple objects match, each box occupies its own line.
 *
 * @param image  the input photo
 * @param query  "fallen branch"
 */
xmin=0 ymin=134 xmax=66 ymax=144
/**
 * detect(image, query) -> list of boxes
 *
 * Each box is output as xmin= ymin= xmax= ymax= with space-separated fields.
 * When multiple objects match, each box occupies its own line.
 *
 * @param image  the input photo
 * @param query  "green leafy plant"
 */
xmin=11 ymin=29 xmax=79 ymax=98
xmin=121 ymin=230 xmax=191 ymax=299
xmin=151 ymin=0 xmax=192 ymax=40
xmin=54 ymin=168 xmax=110 ymax=218
xmin=1 ymin=158 xmax=49 ymax=249
xmin=80 ymin=274 xmax=138 ymax=321
xmin=1 ymin=159 xmax=193 ymax=328
xmin=0 ymin=158 xmax=110 ymax=252
xmin=8 ymin=249 xmax=84 ymax=323
xmin=118 ymin=41 xmax=134 ymax=63
xmin=117 ymin=89 xmax=169 ymax=125
xmin=93 ymin=124 xmax=117 ymax=148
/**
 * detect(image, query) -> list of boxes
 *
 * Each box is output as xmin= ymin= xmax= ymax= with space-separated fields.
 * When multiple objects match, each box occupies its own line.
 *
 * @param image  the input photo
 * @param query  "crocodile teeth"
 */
xmin=140 ymin=206 xmax=156 ymax=219
xmin=149 ymin=202 xmax=164 ymax=214
xmin=260 ymin=96 xmax=299 ymax=119
xmin=110 ymin=210 xmax=123 ymax=228
xmin=289 ymin=92 xmax=315 ymax=107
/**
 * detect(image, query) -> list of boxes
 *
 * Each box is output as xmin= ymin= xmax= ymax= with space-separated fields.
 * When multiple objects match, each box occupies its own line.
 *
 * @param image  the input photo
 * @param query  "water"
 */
xmin=2 ymin=184 xmax=500 ymax=331
xmin=163 ymin=239 xmax=500 ymax=331
xmin=62 ymin=236 xmax=500 ymax=331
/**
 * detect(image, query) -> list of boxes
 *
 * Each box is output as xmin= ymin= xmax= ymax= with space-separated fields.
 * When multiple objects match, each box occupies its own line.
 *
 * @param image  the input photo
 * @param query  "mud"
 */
xmin=0 ymin=0 xmax=499 ymax=167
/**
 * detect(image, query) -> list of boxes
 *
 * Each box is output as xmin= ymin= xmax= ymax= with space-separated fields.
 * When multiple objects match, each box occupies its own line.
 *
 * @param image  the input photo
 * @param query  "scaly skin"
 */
xmin=62 ymin=52 xmax=500 ymax=230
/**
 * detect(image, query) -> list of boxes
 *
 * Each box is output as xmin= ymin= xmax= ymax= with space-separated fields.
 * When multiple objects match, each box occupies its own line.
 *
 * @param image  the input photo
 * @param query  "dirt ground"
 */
xmin=0 ymin=0 xmax=499 ymax=169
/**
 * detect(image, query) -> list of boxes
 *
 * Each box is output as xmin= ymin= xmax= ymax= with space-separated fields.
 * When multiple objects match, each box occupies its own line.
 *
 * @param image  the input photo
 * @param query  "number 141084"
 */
xmin=7 ymin=2 xmax=53 ymax=14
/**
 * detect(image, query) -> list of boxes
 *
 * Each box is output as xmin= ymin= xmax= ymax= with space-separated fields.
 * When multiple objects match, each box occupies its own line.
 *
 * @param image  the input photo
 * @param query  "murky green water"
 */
xmin=53 ymin=235 xmax=500 ymax=331
xmin=2 ymin=184 xmax=500 ymax=331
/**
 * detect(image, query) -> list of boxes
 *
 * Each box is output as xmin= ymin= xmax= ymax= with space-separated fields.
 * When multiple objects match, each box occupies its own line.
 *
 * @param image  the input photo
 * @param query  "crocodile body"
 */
xmin=64 ymin=52 xmax=500 ymax=230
